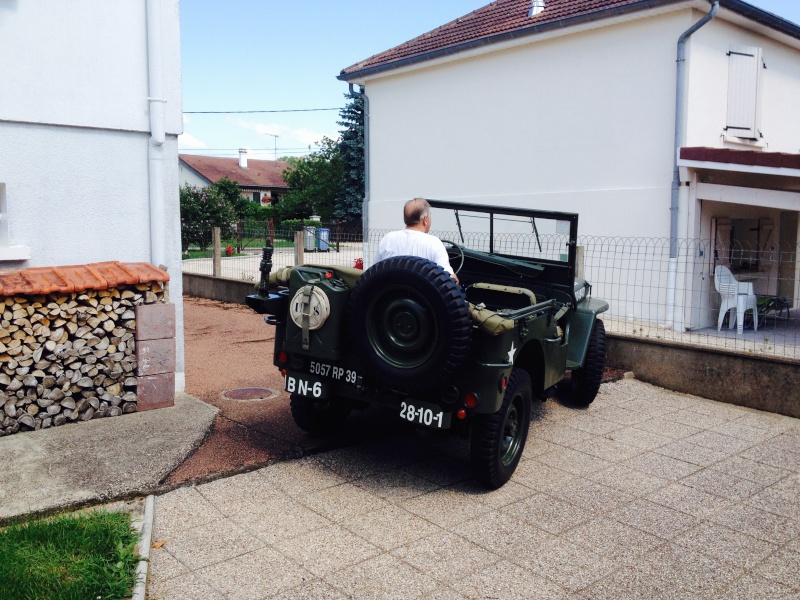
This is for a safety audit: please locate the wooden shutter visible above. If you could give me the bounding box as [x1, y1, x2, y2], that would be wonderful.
[725, 45, 763, 140]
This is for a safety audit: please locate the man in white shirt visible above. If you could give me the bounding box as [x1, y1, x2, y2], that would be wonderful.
[374, 198, 458, 283]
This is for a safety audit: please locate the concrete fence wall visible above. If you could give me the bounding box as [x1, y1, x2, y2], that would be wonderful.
[607, 337, 799, 419]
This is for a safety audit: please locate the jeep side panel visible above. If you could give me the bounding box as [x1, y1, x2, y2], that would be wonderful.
[566, 298, 609, 369]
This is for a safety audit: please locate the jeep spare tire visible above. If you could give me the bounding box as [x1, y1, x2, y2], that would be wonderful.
[348, 256, 471, 394]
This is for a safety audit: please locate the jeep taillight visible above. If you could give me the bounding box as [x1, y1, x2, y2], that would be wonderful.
[276, 351, 288, 365]
[464, 393, 479, 408]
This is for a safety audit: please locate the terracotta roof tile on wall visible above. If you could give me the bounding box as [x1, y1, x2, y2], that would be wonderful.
[180, 154, 290, 189]
[680, 147, 800, 170]
[341, 0, 663, 77]
[0, 262, 170, 297]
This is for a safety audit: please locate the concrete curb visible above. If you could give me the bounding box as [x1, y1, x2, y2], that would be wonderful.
[132, 495, 155, 600]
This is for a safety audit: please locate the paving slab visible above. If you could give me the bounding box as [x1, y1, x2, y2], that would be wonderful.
[147, 378, 800, 599]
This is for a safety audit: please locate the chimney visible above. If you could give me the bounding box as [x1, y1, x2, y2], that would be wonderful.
[529, 0, 545, 17]
[238, 148, 248, 169]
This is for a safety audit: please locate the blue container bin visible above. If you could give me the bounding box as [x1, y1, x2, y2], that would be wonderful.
[317, 228, 330, 252]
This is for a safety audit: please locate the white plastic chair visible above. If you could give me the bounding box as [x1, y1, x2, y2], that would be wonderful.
[714, 265, 758, 334]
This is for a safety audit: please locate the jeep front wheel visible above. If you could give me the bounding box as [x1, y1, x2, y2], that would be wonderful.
[470, 368, 532, 489]
[565, 319, 606, 407]
[290, 394, 351, 435]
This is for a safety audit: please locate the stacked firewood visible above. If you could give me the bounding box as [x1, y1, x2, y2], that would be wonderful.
[0, 283, 165, 435]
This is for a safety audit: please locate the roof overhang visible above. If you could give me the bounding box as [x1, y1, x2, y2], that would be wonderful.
[679, 147, 800, 179]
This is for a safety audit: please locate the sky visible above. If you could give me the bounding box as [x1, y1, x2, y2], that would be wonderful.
[179, 0, 800, 161]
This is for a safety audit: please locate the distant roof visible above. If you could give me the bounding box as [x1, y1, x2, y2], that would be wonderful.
[339, 0, 800, 80]
[179, 154, 290, 189]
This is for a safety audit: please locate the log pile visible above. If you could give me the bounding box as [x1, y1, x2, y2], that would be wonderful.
[0, 282, 165, 436]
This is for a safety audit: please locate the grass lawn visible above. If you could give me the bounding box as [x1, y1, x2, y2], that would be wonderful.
[0, 510, 140, 600]
[183, 238, 294, 260]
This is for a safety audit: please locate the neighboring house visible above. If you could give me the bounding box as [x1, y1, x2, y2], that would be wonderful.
[179, 152, 290, 206]
[0, 1, 186, 389]
[339, 0, 800, 330]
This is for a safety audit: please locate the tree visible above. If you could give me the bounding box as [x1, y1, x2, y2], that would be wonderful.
[279, 137, 344, 221]
[336, 90, 365, 222]
[179, 183, 236, 251]
[213, 177, 251, 219]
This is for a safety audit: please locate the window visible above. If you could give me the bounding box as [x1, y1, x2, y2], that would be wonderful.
[253, 191, 261, 203]
[725, 45, 764, 140]
[0, 183, 31, 261]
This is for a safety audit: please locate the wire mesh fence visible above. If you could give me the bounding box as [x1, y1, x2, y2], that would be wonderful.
[182, 224, 798, 360]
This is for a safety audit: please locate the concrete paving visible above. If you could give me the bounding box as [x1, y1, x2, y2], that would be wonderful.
[146, 378, 800, 599]
[0, 393, 217, 522]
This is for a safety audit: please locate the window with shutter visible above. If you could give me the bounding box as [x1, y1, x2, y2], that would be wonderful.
[725, 45, 764, 140]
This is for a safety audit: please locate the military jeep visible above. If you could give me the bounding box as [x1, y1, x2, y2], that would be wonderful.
[247, 200, 609, 488]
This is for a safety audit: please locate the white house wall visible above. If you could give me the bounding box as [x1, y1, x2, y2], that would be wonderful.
[364, 10, 697, 239]
[0, 0, 185, 389]
[685, 13, 800, 153]
[179, 164, 212, 188]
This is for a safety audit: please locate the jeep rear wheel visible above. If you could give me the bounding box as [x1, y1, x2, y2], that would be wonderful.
[348, 256, 471, 394]
[290, 394, 351, 435]
[470, 368, 532, 489]
[565, 319, 606, 406]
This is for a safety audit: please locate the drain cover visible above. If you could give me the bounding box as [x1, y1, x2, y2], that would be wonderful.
[221, 387, 280, 401]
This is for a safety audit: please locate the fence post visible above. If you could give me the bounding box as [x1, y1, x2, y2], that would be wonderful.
[294, 230, 304, 266]
[576, 245, 585, 280]
[212, 227, 221, 277]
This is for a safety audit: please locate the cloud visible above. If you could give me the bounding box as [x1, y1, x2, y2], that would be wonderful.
[229, 117, 334, 154]
[178, 133, 207, 148]
[294, 128, 329, 145]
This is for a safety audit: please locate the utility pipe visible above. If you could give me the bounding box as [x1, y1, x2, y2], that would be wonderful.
[348, 83, 370, 265]
[146, 0, 166, 268]
[666, 0, 718, 328]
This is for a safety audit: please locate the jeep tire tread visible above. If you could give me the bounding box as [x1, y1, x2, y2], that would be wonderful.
[470, 367, 532, 489]
[289, 394, 351, 435]
[567, 318, 606, 406]
[348, 256, 471, 394]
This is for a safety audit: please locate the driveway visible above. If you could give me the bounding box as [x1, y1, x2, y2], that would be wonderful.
[147, 377, 800, 599]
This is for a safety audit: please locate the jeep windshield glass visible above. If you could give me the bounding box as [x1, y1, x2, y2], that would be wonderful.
[428, 202, 574, 264]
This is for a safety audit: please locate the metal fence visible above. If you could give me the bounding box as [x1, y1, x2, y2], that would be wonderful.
[182, 225, 799, 360]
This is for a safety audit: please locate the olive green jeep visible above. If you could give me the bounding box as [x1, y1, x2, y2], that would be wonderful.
[247, 200, 609, 488]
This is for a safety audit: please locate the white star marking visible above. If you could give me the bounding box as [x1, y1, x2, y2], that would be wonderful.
[507, 342, 517, 363]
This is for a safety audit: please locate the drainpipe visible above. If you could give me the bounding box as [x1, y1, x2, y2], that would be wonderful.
[348, 83, 370, 265]
[666, 0, 718, 328]
[146, 0, 166, 268]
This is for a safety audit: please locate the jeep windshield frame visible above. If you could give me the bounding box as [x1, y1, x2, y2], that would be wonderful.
[426, 199, 579, 295]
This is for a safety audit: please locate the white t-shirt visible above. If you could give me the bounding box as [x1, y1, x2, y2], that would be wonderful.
[374, 229, 454, 275]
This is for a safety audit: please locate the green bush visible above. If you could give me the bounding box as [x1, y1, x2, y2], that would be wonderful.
[280, 219, 322, 232]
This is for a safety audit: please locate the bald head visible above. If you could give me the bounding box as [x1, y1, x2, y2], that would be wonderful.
[403, 198, 430, 229]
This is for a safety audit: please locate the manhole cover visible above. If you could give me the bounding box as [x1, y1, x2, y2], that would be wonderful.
[221, 387, 280, 401]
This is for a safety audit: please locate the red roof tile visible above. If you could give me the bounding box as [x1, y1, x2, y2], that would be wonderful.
[340, 0, 800, 79]
[0, 262, 170, 297]
[680, 147, 800, 170]
[180, 154, 289, 189]
[341, 0, 662, 77]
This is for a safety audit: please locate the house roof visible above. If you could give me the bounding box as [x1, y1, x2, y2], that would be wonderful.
[680, 147, 800, 171]
[179, 154, 290, 190]
[339, 0, 800, 80]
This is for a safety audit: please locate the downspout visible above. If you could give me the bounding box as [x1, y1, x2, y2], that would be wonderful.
[666, 0, 718, 328]
[348, 83, 370, 265]
[146, 0, 166, 268]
